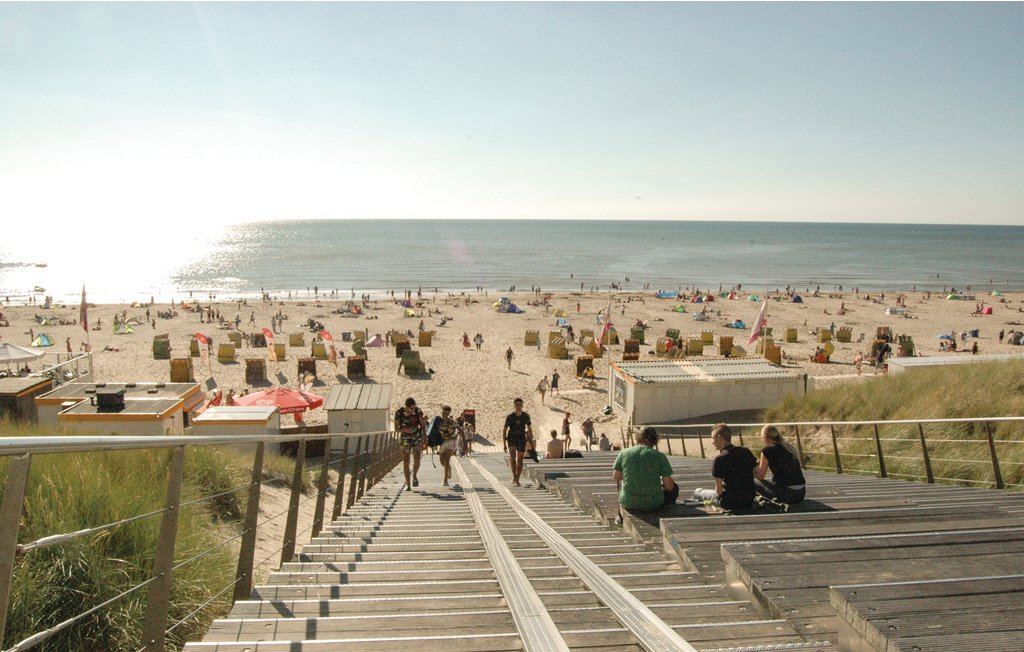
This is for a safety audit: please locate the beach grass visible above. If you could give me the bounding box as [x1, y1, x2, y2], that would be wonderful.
[0, 423, 315, 650]
[764, 360, 1024, 489]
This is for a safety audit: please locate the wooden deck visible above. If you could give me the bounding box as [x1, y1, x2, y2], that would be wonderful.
[527, 453, 1024, 649]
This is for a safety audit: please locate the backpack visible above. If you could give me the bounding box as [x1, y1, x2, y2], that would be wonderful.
[426, 416, 443, 448]
[565, 449, 584, 459]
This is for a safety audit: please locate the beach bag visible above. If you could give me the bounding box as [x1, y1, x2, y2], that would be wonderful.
[565, 449, 584, 459]
[426, 416, 443, 448]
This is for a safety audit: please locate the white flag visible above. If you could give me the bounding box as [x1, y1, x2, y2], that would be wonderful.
[748, 300, 768, 345]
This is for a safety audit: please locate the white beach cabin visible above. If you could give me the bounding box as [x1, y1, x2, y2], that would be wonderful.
[324, 383, 392, 453]
[609, 358, 810, 425]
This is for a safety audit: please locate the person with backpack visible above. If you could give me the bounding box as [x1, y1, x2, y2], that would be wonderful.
[434, 405, 460, 486]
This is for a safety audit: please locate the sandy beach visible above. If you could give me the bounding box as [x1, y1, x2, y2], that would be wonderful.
[3, 288, 1023, 446]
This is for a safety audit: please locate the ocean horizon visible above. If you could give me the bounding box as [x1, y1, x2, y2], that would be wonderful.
[2, 220, 1022, 305]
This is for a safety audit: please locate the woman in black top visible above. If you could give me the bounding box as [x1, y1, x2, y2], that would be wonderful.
[754, 425, 806, 504]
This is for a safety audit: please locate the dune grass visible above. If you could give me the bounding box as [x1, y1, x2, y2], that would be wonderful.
[764, 360, 1024, 488]
[0, 423, 316, 650]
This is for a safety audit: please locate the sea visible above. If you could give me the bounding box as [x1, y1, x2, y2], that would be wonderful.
[1, 220, 1021, 305]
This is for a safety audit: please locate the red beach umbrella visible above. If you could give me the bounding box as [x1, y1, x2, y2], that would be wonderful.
[233, 387, 324, 415]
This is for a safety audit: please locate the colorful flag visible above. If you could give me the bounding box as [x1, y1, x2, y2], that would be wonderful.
[321, 331, 338, 367]
[748, 300, 768, 346]
[80, 285, 88, 333]
[263, 328, 276, 361]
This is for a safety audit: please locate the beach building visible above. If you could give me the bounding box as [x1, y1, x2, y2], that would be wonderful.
[886, 352, 1024, 375]
[35, 381, 205, 430]
[0, 377, 54, 423]
[58, 395, 189, 436]
[608, 359, 810, 425]
[192, 406, 281, 453]
[324, 383, 392, 453]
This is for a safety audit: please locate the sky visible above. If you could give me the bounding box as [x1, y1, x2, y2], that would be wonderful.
[1, 1, 1022, 231]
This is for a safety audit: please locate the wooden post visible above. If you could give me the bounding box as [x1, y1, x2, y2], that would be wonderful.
[665, 434, 672, 455]
[680, 432, 688, 457]
[233, 442, 264, 603]
[793, 425, 805, 469]
[985, 421, 1005, 489]
[697, 431, 706, 459]
[331, 437, 350, 522]
[280, 438, 306, 566]
[737, 427, 744, 448]
[0, 454, 31, 646]
[830, 425, 843, 474]
[346, 435, 364, 512]
[311, 445, 332, 539]
[357, 434, 373, 501]
[141, 446, 186, 652]
[917, 423, 934, 484]
[873, 424, 887, 478]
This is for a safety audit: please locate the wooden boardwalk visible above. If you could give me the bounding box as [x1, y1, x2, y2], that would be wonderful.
[526, 453, 1024, 650]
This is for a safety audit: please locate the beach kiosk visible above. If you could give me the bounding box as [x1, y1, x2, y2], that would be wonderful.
[608, 358, 809, 425]
[35, 381, 205, 430]
[57, 394, 189, 436]
[324, 383, 392, 454]
[0, 377, 54, 423]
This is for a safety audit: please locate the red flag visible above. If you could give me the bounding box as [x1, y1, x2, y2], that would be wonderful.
[80, 285, 88, 333]
[263, 328, 276, 361]
[195, 332, 210, 370]
[748, 300, 769, 346]
[321, 331, 338, 367]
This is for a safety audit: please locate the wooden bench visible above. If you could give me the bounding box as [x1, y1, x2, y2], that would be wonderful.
[830, 574, 1024, 651]
[718, 524, 1024, 643]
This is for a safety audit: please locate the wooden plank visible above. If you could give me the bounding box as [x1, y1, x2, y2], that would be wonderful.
[831, 576, 1024, 652]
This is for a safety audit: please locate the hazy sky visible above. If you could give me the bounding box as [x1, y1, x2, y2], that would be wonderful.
[1, 2, 1022, 229]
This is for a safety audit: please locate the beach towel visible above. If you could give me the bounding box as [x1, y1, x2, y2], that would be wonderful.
[655, 291, 678, 299]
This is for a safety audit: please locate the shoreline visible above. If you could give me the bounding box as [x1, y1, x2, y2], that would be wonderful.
[7, 278, 1024, 310]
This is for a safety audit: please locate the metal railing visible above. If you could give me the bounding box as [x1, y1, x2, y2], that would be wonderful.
[628, 417, 1024, 491]
[0, 430, 401, 652]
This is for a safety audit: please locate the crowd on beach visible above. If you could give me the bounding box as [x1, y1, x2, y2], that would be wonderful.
[3, 281, 1023, 444]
